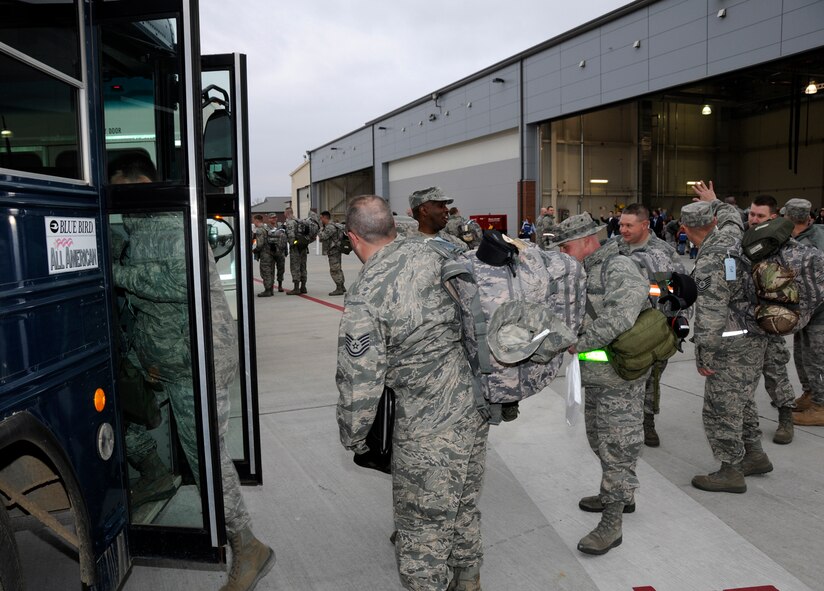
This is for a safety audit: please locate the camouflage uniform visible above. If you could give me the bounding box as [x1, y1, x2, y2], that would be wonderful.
[269, 224, 288, 288]
[114, 212, 250, 534]
[394, 215, 419, 237]
[254, 223, 275, 292]
[285, 211, 320, 289]
[336, 236, 488, 591]
[319, 220, 346, 292]
[576, 239, 650, 506]
[535, 214, 558, 250]
[792, 221, 824, 406]
[689, 201, 765, 466]
[616, 232, 685, 417]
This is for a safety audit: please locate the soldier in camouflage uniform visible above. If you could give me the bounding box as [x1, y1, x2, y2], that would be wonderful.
[615, 203, 686, 447]
[409, 187, 469, 250]
[745, 195, 797, 443]
[110, 154, 275, 591]
[784, 198, 824, 427]
[336, 195, 488, 591]
[319, 210, 346, 296]
[554, 213, 649, 556]
[252, 214, 275, 297]
[284, 207, 321, 295]
[680, 185, 771, 495]
[444, 207, 483, 249]
[268, 214, 287, 292]
[535, 206, 559, 250]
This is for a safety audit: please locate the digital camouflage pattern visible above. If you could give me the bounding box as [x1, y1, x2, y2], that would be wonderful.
[690, 201, 764, 465]
[616, 233, 686, 415]
[285, 211, 321, 286]
[254, 223, 275, 291]
[393, 215, 419, 237]
[535, 213, 558, 249]
[320, 220, 346, 289]
[454, 245, 586, 404]
[336, 236, 487, 591]
[444, 214, 482, 249]
[114, 212, 249, 534]
[792, 224, 824, 404]
[763, 336, 795, 409]
[270, 225, 288, 286]
[575, 239, 649, 505]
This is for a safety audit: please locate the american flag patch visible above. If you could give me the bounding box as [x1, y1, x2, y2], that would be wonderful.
[345, 334, 371, 358]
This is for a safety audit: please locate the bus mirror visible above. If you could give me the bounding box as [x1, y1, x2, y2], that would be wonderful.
[203, 108, 233, 188]
[207, 216, 235, 261]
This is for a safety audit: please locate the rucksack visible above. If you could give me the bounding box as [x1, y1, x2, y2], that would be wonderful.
[294, 218, 319, 248]
[740, 218, 824, 335]
[429, 234, 587, 406]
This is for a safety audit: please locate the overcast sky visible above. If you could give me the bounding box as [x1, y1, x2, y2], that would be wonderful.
[199, 0, 629, 201]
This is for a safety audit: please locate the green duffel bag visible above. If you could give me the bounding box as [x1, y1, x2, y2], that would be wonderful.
[607, 308, 678, 381]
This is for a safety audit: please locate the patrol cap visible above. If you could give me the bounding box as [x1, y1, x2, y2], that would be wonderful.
[409, 187, 453, 209]
[487, 301, 577, 364]
[680, 201, 714, 227]
[552, 212, 601, 245]
[780, 198, 812, 222]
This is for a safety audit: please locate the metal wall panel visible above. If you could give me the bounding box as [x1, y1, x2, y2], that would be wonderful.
[707, 0, 782, 75]
[781, 0, 824, 56]
[648, 0, 707, 88]
[311, 126, 373, 183]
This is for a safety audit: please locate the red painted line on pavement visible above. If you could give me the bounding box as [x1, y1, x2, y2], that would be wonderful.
[633, 587, 657, 591]
[298, 293, 344, 312]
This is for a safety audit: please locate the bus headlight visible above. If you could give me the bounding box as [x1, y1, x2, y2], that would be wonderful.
[97, 423, 115, 461]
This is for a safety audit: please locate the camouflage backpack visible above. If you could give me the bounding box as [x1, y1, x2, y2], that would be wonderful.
[294, 217, 320, 248]
[741, 218, 824, 335]
[429, 231, 586, 408]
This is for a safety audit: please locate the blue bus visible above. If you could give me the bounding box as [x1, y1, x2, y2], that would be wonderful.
[0, 2, 262, 589]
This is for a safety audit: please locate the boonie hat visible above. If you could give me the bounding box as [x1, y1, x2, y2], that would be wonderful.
[487, 301, 577, 364]
[409, 187, 453, 209]
[680, 201, 714, 227]
[780, 198, 812, 222]
[552, 212, 601, 245]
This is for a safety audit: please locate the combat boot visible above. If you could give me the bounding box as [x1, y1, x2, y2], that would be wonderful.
[773, 407, 794, 444]
[792, 402, 824, 426]
[277, 282, 284, 293]
[328, 284, 346, 296]
[691, 462, 746, 493]
[643, 412, 660, 447]
[741, 441, 773, 476]
[257, 289, 273, 298]
[577, 502, 623, 555]
[286, 283, 301, 295]
[220, 526, 275, 591]
[793, 391, 813, 412]
[578, 495, 635, 514]
[130, 452, 177, 507]
[299, 281, 307, 294]
[446, 564, 481, 591]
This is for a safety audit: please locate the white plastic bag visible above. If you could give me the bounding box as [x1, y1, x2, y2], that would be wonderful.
[566, 355, 582, 426]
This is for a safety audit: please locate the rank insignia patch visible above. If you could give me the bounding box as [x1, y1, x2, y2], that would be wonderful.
[696, 276, 712, 293]
[345, 333, 371, 358]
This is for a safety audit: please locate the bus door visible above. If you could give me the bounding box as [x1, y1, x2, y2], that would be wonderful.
[96, 1, 228, 562]
[200, 53, 263, 485]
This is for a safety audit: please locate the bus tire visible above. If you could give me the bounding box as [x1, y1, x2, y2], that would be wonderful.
[0, 502, 23, 591]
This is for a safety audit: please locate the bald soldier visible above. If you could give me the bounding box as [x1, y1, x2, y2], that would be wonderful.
[336, 195, 489, 590]
[555, 213, 649, 556]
